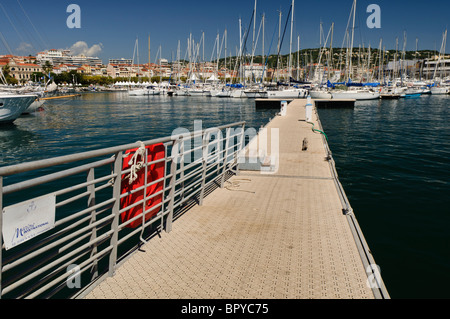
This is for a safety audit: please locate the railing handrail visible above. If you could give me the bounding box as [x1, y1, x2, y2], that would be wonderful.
[0, 121, 246, 177]
[0, 120, 246, 299]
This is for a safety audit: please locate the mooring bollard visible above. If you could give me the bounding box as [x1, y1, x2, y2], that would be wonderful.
[280, 100, 287, 116]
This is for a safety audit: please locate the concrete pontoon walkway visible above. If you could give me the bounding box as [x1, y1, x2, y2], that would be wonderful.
[84, 99, 386, 299]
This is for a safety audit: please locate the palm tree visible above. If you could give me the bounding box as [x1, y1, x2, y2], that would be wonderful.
[42, 61, 53, 75]
[1, 64, 18, 85]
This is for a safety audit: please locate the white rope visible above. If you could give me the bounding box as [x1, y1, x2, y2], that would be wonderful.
[224, 178, 255, 194]
[124, 141, 146, 184]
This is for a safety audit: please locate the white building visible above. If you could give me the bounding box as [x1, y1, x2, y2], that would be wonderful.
[243, 63, 266, 80]
[36, 49, 102, 67]
[109, 58, 133, 65]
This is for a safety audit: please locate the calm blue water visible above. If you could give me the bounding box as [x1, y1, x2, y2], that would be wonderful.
[1, 92, 449, 298]
[0, 92, 276, 165]
[318, 94, 450, 299]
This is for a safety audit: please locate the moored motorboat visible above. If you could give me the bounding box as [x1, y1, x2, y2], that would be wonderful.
[128, 86, 160, 96]
[379, 87, 401, 99]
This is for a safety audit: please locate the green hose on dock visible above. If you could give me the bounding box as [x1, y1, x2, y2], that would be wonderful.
[307, 121, 328, 141]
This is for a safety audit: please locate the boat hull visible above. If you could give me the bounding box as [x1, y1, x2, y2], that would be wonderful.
[230, 89, 246, 98]
[331, 91, 380, 100]
[380, 94, 401, 99]
[24, 99, 46, 113]
[309, 90, 332, 99]
[265, 89, 308, 99]
[0, 95, 37, 123]
[431, 87, 449, 95]
[128, 89, 160, 96]
[244, 91, 266, 98]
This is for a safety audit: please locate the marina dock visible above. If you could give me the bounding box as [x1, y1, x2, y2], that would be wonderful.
[255, 98, 356, 110]
[81, 99, 389, 299]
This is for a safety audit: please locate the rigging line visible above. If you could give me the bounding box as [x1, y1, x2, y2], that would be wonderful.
[340, 0, 354, 50]
[270, 4, 292, 83]
[0, 3, 26, 44]
[6, 1, 40, 52]
[261, 21, 277, 83]
[0, 31, 14, 55]
[16, 0, 50, 49]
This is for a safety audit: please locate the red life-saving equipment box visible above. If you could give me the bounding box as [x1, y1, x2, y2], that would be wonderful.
[120, 143, 165, 228]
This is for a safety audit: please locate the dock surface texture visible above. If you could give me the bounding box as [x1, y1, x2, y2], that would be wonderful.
[84, 99, 383, 299]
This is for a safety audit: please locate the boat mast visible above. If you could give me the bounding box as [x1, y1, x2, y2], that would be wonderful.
[349, 0, 357, 81]
[148, 33, 151, 82]
[239, 18, 242, 83]
[188, 33, 192, 84]
[378, 38, 382, 83]
[297, 35, 300, 81]
[224, 28, 227, 85]
[252, 0, 257, 59]
[329, 23, 334, 81]
[276, 9, 282, 83]
[262, 13, 265, 84]
[289, 0, 294, 83]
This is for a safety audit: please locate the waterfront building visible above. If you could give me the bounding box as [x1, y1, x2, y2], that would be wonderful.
[0, 55, 43, 84]
[422, 58, 450, 79]
[37, 49, 102, 67]
[109, 58, 133, 65]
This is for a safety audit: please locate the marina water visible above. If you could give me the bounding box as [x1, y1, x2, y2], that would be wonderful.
[1, 92, 449, 298]
[318, 95, 449, 299]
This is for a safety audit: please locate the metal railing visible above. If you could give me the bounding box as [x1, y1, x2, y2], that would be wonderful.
[0, 121, 246, 299]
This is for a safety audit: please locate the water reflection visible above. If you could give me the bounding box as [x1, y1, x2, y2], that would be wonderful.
[1, 92, 277, 167]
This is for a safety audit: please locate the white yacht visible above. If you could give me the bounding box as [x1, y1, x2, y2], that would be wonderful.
[309, 89, 332, 99]
[24, 98, 45, 113]
[128, 86, 160, 96]
[243, 86, 267, 98]
[331, 88, 380, 100]
[266, 87, 309, 99]
[380, 87, 401, 99]
[0, 94, 38, 123]
[431, 86, 450, 95]
[230, 89, 246, 98]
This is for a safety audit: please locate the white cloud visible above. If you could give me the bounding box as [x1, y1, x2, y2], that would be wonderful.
[69, 41, 103, 57]
[16, 42, 33, 54]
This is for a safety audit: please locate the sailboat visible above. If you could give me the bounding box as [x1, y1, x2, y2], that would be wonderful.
[328, 0, 380, 100]
[431, 29, 449, 95]
[431, 86, 450, 95]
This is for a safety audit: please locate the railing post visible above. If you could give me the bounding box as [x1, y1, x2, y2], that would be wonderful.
[179, 136, 185, 205]
[87, 168, 98, 280]
[199, 131, 210, 206]
[165, 138, 179, 233]
[236, 123, 246, 175]
[140, 147, 149, 242]
[220, 128, 231, 188]
[161, 144, 169, 232]
[109, 151, 122, 277]
[0, 176, 3, 299]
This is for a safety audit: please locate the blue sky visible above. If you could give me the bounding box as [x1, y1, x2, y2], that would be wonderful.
[0, 0, 448, 64]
